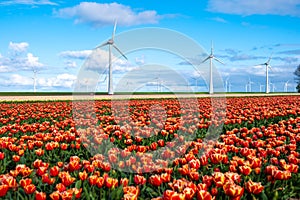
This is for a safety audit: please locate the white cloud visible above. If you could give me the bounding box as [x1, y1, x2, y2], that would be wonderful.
[9, 42, 29, 53]
[59, 50, 92, 59]
[0, 65, 11, 73]
[210, 17, 228, 23]
[64, 60, 77, 68]
[0, 0, 57, 6]
[7, 74, 33, 86]
[2, 42, 45, 70]
[55, 2, 164, 27]
[6, 73, 77, 89]
[207, 0, 300, 17]
[135, 55, 145, 65]
[24, 53, 44, 69]
[83, 48, 134, 73]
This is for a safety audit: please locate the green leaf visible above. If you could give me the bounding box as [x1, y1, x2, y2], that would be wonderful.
[260, 191, 268, 200]
[75, 180, 82, 189]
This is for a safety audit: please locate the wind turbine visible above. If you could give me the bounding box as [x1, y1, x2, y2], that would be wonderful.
[258, 54, 272, 93]
[95, 20, 127, 95]
[201, 41, 224, 94]
[192, 77, 201, 92]
[270, 81, 276, 92]
[32, 69, 38, 93]
[246, 78, 254, 92]
[284, 80, 290, 92]
[224, 76, 230, 93]
[258, 82, 264, 93]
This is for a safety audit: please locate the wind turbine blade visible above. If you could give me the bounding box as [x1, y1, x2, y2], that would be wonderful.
[112, 20, 117, 41]
[214, 57, 225, 65]
[211, 40, 214, 55]
[266, 53, 273, 64]
[95, 42, 109, 49]
[112, 44, 128, 60]
[201, 56, 210, 63]
[268, 64, 273, 72]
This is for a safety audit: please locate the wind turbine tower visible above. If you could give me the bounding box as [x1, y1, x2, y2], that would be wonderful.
[284, 80, 290, 92]
[201, 41, 224, 94]
[32, 69, 37, 93]
[95, 20, 127, 95]
[258, 54, 272, 93]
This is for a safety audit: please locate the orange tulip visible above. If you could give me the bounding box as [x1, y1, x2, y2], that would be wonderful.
[78, 171, 88, 181]
[223, 182, 244, 198]
[35, 191, 47, 200]
[134, 175, 146, 185]
[149, 174, 162, 187]
[183, 187, 196, 200]
[35, 148, 44, 156]
[245, 180, 264, 195]
[105, 177, 118, 188]
[96, 177, 105, 188]
[12, 155, 20, 162]
[23, 184, 36, 194]
[163, 190, 185, 200]
[161, 173, 171, 183]
[50, 166, 60, 177]
[88, 175, 98, 186]
[196, 190, 213, 200]
[213, 172, 226, 188]
[20, 178, 32, 187]
[238, 166, 252, 176]
[189, 159, 200, 170]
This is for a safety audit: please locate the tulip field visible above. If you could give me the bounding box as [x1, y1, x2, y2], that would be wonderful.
[1, 95, 300, 200]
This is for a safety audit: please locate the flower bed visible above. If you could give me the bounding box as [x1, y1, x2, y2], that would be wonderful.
[0, 96, 300, 199]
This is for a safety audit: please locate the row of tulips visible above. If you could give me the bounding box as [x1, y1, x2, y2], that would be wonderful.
[0, 96, 300, 199]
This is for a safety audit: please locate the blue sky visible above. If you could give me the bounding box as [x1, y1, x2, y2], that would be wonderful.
[1, 0, 300, 92]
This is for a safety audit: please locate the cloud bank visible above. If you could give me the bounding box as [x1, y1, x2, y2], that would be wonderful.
[55, 2, 168, 27]
[207, 0, 300, 17]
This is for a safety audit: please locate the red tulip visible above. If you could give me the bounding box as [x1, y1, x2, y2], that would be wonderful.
[12, 155, 20, 162]
[183, 187, 196, 200]
[88, 175, 98, 186]
[239, 166, 252, 176]
[20, 178, 32, 187]
[23, 184, 36, 194]
[96, 177, 104, 188]
[50, 166, 60, 177]
[213, 172, 226, 188]
[245, 180, 264, 195]
[35, 191, 47, 200]
[149, 174, 162, 187]
[134, 175, 146, 185]
[105, 177, 118, 188]
[0, 184, 9, 197]
[223, 182, 244, 199]
[197, 190, 213, 200]
[0, 152, 5, 160]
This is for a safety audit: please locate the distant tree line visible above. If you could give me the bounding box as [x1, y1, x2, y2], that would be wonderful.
[294, 64, 300, 92]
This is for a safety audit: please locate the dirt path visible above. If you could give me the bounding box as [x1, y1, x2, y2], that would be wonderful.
[0, 93, 299, 102]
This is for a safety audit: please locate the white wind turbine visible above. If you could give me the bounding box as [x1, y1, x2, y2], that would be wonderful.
[284, 80, 290, 92]
[192, 76, 201, 92]
[32, 69, 38, 93]
[246, 78, 255, 92]
[95, 20, 127, 95]
[258, 82, 264, 93]
[201, 41, 224, 94]
[258, 54, 272, 93]
[270, 81, 276, 92]
[224, 76, 230, 92]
